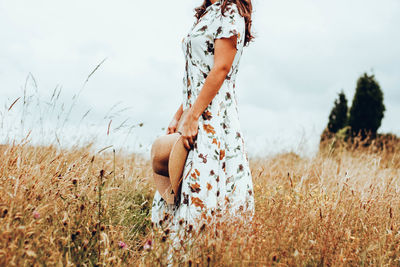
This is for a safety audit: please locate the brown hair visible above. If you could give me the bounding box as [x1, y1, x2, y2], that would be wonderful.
[194, 0, 254, 47]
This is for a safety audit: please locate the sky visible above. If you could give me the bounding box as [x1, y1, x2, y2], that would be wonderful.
[0, 0, 399, 158]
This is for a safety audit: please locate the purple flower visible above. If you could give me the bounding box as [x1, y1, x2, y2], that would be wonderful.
[118, 241, 127, 249]
[33, 211, 40, 219]
[144, 239, 153, 250]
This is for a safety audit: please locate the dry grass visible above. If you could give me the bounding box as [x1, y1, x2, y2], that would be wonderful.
[0, 140, 399, 266]
[2, 63, 399, 266]
[0, 143, 153, 266]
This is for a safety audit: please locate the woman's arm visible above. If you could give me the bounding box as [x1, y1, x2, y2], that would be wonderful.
[180, 35, 238, 149]
[189, 36, 237, 120]
[174, 103, 183, 120]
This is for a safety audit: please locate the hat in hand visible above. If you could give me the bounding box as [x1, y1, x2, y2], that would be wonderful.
[150, 109, 190, 204]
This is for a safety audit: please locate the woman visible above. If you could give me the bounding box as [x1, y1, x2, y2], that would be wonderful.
[151, 0, 255, 242]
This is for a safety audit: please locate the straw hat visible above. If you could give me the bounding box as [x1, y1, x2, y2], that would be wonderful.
[150, 109, 191, 204]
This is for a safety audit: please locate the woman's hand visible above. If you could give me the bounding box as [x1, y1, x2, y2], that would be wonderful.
[179, 109, 199, 150]
[166, 117, 179, 135]
[166, 104, 184, 134]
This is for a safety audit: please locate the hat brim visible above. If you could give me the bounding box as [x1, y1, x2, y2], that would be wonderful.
[168, 133, 189, 200]
[152, 172, 175, 204]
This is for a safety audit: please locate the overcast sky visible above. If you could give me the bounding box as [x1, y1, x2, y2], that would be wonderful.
[0, 0, 399, 158]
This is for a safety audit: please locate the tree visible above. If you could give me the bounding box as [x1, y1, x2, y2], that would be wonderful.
[327, 90, 348, 133]
[348, 73, 385, 138]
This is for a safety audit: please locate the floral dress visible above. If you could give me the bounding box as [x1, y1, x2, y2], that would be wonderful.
[151, 0, 255, 239]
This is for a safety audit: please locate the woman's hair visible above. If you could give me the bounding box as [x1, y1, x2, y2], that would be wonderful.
[195, 0, 254, 47]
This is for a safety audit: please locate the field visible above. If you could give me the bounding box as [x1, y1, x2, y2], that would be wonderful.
[0, 139, 399, 266]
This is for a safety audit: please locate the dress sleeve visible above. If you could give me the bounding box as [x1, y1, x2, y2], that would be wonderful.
[213, 3, 244, 47]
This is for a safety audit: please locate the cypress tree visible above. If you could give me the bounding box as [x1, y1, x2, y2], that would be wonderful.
[327, 90, 348, 133]
[348, 73, 385, 138]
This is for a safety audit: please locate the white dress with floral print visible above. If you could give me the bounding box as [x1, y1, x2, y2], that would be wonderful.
[151, 0, 255, 237]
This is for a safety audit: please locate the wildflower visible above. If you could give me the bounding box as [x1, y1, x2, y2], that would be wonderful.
[118, 241, 127, 249]
[33, 211, 40, 219]
[143, 239, 152, 250]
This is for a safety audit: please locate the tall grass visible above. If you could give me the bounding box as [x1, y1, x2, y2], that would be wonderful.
[0, 143, 153, 266]
[0, 69, 399, 265]
[0, 141, 399, 266]
[142, 146, 400, 266]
